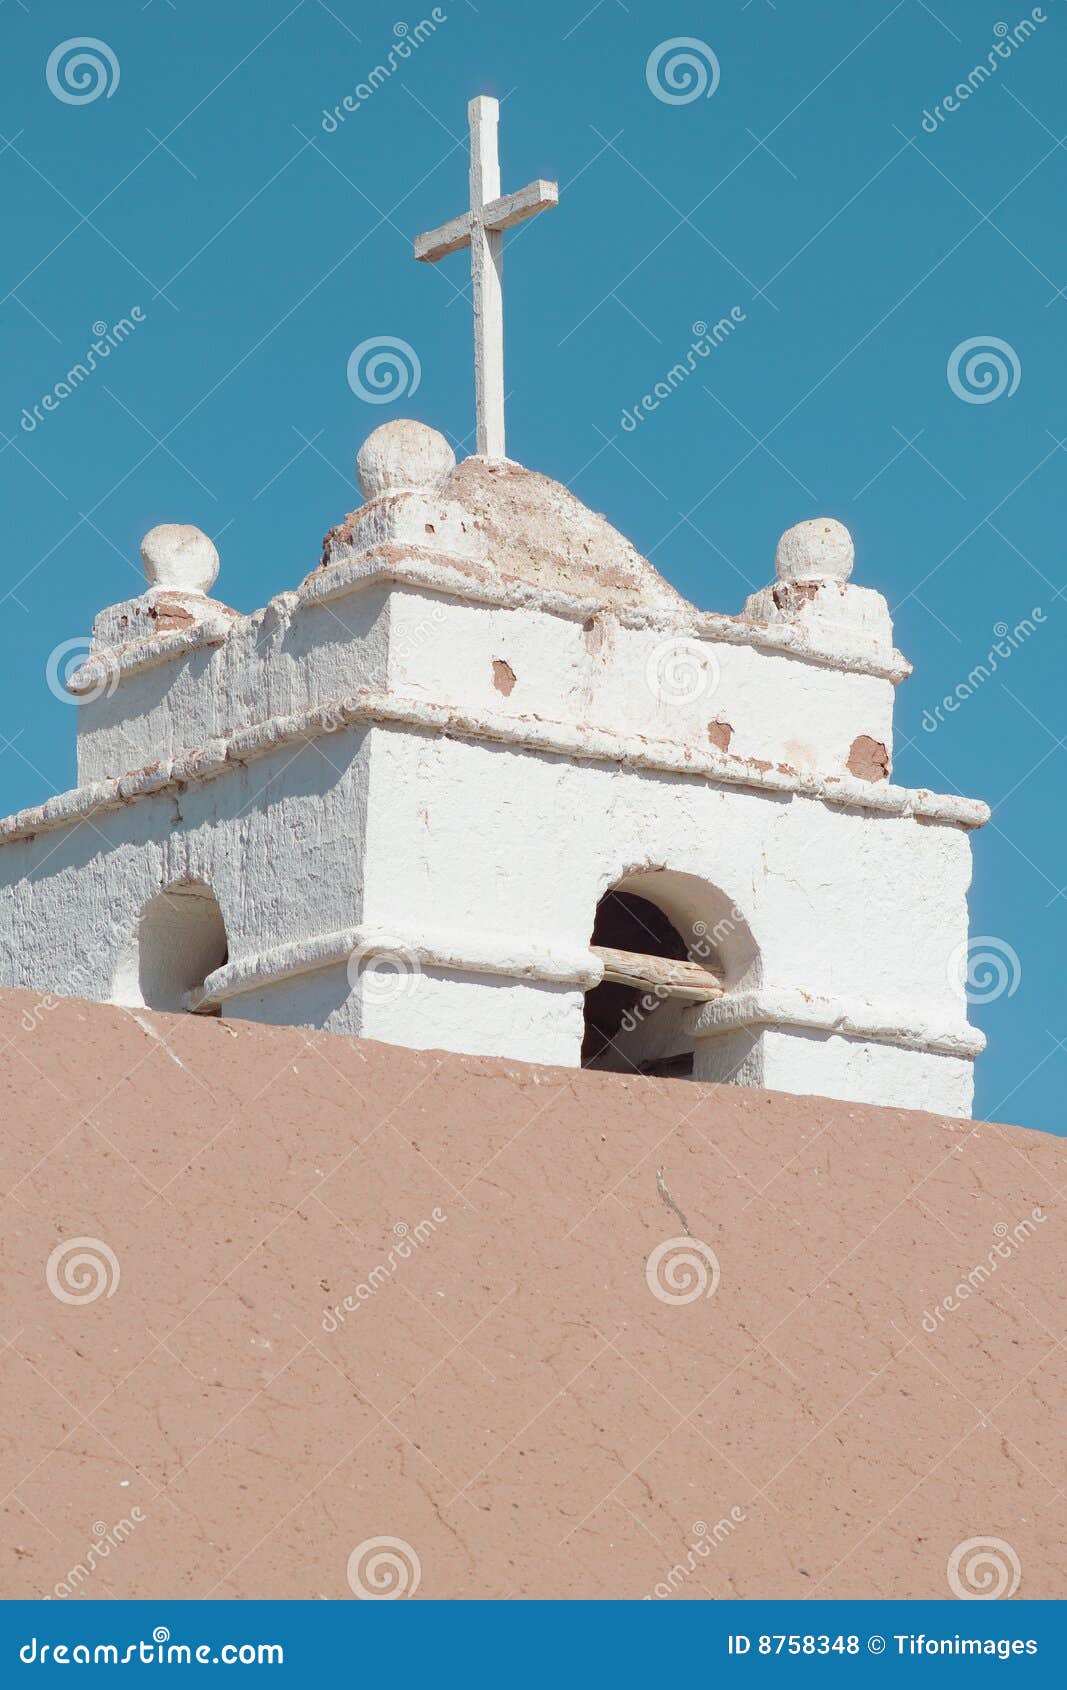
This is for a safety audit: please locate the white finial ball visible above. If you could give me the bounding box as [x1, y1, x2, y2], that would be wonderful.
[140, 524, 219, 596]
[357, 419, 456, 501]
[775, 517, 854, 583]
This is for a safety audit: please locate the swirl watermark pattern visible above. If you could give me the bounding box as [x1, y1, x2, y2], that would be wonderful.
[646, 1237, 721, 1305]
[644, 639, 720, 706]
[347, 335, 422, 404]
[947, 935, 1021, 1005]
[46, 38, 120, 106]
[45, 1237, 121, 1305]
[947, 1537, 1022, 1599]
[347, 1536, 421, 1599]
[947, 337, 1020, 404]
[347, 937, 422, 1002]
[46, 639, 120, 706]
[646, 38, 720, 105]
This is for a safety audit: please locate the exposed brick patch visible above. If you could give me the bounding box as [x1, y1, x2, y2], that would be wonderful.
[491, 659, 516, 697]
[148, 598, 197, 633]
[707, 719, 733, 752]
[847, 734, 890, 782]
[773, 580, 820, 610]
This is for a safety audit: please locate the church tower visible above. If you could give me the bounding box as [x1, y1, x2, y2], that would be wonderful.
[0, 97, 988, 1114]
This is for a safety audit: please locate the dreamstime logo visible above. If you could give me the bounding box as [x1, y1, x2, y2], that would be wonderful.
[20, 952, 99, 1033]
[947, 337, 1020, 404]
[920, 1208, 1046, 1333]
[646, 38, 720, 105]
[347, 1536, 421, 1599]
[920, 11, 1047, 133]
[619, 310, 745, 432]
[347, 937, 422, 1002]
[322, 1210, 447, 1331]
[645, 1512, 746, 1598]
[46, 638, 120, 706]
[947, 1536, 1021, 1599]
[46, 38, 120, 105]
[921, 609, 1045, 733]
[646, 1237, 720, 1305]
[645, 639, 720, 705]
[321, 10, 448, 131]
[619, 910, 734, 1039]
[347, 336, 422, 404]
[49, 1511, 146, 1599]
[45, 1237, 120, 1305]
[947, 935, 1021, 1005]
[20, 310, 146, 435]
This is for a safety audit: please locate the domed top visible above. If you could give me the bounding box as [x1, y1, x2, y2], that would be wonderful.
[140, 524, 219, 596]
[775, 517, 854, 583]
[441, 457, 689, 611]
[357, 419, 456, 501]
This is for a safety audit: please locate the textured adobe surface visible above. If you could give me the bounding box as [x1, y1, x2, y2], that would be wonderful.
[444, 455, 688, 608]
[0, 988, 1062, 1601]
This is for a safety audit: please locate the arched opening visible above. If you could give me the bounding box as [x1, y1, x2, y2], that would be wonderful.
[113, 881, 229, 1013]
[582, 868, 751, 1078]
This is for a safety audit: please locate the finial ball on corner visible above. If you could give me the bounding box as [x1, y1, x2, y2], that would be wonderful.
[774, 517, 854, 583]
[140, 524, 220, 596]
[357, 419, 456, 501]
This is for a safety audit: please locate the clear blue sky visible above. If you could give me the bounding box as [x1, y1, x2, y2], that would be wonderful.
[1, 0, 1063, 1133]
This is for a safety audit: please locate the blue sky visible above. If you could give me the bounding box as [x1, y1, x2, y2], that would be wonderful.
[0, 0, 1063, 1133]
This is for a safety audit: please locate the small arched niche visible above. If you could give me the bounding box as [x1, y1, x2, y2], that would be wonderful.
[113, 881, 229, 1013]
[582, 868, 756, 1078]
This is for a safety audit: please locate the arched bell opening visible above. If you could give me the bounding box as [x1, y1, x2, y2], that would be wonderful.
[112, 881, 229, 1014]
[581, 868, 753, 1078]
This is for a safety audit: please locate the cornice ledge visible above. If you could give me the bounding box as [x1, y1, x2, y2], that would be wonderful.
[686, 986, 985, 1059]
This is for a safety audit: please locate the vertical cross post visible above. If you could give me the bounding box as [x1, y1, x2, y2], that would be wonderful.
[415, 96, 558, 462]
[469, 98, 505, 460]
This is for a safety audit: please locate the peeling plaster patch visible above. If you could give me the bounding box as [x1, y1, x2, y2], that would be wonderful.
[847, 734, 890, 783]
[583, 613, 613, 657]
[492, 659, 516, 697]
[148, 599, 197, 633]
[707, 719, 733, 752]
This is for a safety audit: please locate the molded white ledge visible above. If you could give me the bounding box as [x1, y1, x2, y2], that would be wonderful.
[68, 615, 235, 695]
[685, 987, 985, 1059]
[67, 545, 912, 693]
[187, 935, 984, 1067]
[185, 924, 602, 1010]
[302, 551, 913, 681]
[0, 689, 990, 848]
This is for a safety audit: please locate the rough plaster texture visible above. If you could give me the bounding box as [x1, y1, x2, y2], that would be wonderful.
[0, 425, 989, 1115]
[0, 991, 1062, 1601]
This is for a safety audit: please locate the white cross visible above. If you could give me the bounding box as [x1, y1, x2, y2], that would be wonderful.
[414, 96, 558, 462]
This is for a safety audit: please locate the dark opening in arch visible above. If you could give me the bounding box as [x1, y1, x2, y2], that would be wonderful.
[581, 868, 749, 1079]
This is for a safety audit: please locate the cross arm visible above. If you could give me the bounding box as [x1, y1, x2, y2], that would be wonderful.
[482, 178, 558, 233]
[414, 211, 472, 264]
